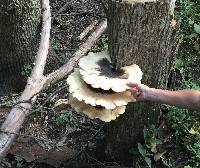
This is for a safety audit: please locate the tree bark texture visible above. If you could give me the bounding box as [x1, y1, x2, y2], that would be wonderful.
[106, 0, 177, 163]
[0, 0, 41, 95]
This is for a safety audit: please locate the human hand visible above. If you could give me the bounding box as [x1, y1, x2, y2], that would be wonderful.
[127, 83, 150, 101]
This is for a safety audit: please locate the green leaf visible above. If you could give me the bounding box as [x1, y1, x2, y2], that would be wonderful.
[189, 128, 197, 135]
[137, 143, 146, 157]
[151, 139, 162, 145]
[144, 157, 152, 168]
[189, 20, 194, 25]
[184, 166, 192, 168]
[175, 58, 185, 70]
[143, 125, 147, 139]
[194, 24, 200, 34]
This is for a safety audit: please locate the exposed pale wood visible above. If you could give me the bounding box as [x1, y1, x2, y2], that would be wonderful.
[0, 19, 107, 158]
[77, 20, 98, 40]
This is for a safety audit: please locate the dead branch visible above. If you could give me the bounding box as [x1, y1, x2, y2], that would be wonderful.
[45, 20, 107, 85]
[52, 0, 76, 20]
[0, 15, 107, 159]
[77, 20, 98, 40]
[0, 0, 51, 159]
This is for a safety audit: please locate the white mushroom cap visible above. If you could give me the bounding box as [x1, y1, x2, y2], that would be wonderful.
[79, 50, 143, 92]
[67, 68, 135, 109]
[79, 50, 111, 72]
[69, 96, 126, 122]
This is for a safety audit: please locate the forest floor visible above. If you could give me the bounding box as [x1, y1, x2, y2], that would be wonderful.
[0, 0, 198, 168]
[0, 0, 110, 168]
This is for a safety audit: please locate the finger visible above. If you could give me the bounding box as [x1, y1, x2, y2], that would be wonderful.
[131, 90, 141, 97]
[127, 82, 137, 87]
[135, 92, 141, 97]
[128, 87, 139, 94]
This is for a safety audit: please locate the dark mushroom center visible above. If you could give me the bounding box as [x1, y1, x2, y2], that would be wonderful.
[94, 105, 105, 110]
[86, 83, 115, 94]
[97, 58, 128, 79]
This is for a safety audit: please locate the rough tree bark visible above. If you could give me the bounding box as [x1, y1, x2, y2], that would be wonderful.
[0, 0, 41, 95]
[106, 0, 177, 163]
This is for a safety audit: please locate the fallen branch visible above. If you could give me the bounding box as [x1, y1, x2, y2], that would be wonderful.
[77, 19, 98, 40]
[45, 20, 107, 85]
[0, 0, 51, 158]
[0, 10, 107, 160]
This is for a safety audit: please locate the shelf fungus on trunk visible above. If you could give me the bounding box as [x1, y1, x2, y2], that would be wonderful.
[79, 50, 143, 92]
[66, 50, 143, 122]
[67, 68, 135, 109]
[69, 96, 126, 122]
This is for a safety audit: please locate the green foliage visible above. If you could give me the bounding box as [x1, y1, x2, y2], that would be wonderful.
[166, 106, 196, 141]
[130, 125, 162, 168]
[184, 166, 192, 168]
[92, 34, 108, 51]
[0, 94, 19, 107]
[137, 143, 152, 168]
[55, 111, 74, 127]
[175, 0, 200, 81]
[21, 63, 32, 77]
[166, 78, 200, 167]
[185, 126, 200, 167]
[98, 34, 108, 50]
[166, 105, 200, 167]
[15, 157, 25, 168]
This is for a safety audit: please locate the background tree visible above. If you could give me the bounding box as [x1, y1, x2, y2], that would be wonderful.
[106, 0, 178, 163]
[0, 0, 41, 95]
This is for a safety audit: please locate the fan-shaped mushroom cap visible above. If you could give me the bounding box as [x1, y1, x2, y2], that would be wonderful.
[79, 51, 143, 92]
[67, 68, 135, 109]
[69, 96, 126, 122]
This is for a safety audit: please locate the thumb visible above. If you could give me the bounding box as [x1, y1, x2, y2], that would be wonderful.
[127, 82, 138, 88]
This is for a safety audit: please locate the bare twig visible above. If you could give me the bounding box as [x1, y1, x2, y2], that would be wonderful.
[96, 0, 108, 14]
[67, 124, 106, 162]
[56, 10, 94, 17]
[0, 0, 51, 158]
[77, 20, 98, 40]
[38, 85, 67, 108]
[52, 0, 77, 20]
[45, 19, 107, 85]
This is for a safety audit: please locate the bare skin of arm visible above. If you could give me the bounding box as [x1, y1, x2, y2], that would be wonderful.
[127, 83, 200, 110]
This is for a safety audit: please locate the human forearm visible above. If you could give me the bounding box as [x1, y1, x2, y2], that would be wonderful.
[146, 88, 200, 110]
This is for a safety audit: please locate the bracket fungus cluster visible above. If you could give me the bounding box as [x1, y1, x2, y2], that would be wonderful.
[67, 50, 143, 122]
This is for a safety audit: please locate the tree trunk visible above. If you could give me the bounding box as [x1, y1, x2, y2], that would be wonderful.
[106, 0, 177, 163]
[0, 0, 41, 95]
